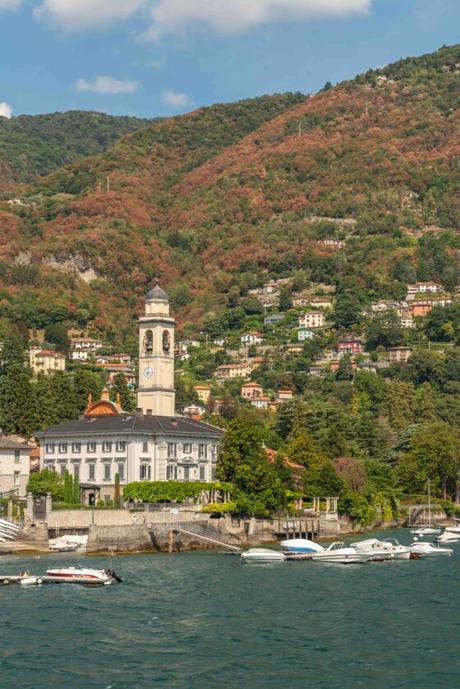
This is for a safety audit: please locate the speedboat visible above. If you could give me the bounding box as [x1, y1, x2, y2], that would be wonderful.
[0, 519, 19, 540]
[436, 531, 460, 544]
[280, 538, 325, 555]
[311, 542, 369, 564]
[380, 538, 411, 560]
[444, 525, 460, 534]
[45, 566, 119, 585]
[240, 548, 285, 564]
[410, 541, 453, 557]
[410, 526, 441, 537]
[352, 538, 401, 562]
[20, 575, 43, 586]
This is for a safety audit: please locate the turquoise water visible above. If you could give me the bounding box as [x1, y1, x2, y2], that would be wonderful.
[1, 529, 459, 689]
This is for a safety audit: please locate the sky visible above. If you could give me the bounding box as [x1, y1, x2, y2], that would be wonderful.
[0, 0, 459, 119]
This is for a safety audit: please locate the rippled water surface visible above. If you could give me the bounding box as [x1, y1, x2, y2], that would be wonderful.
[1, 529, 459, 689]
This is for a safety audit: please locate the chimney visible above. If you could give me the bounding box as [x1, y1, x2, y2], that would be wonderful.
[135, 408, 144, 419]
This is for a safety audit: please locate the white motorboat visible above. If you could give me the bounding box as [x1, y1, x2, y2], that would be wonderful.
[444, 525, 460, 534]
[410, 525, 441, 537]
[280, 538, 325, 555]
[0, 519, 20, 541]
[436, 531, 460, 544]
[240, 548, 285, 564]
[410, 541, 453, 557]
[352, 538, 402, 562]
[45, 566, 121, 585]
[311, 542, 369, 564]
[380, 538, 411, 560]
[20, 575, 43, 586]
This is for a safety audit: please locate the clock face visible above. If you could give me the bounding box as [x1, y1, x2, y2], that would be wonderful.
[144, 366, 154, 380]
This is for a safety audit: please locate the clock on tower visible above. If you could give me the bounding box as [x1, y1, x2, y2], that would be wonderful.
[137, 283, 175, 416]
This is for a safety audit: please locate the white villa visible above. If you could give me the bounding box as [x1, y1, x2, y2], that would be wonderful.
[36, 285, 224, 505]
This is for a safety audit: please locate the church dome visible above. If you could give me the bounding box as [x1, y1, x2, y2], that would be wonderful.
[146, 283, 169, 302]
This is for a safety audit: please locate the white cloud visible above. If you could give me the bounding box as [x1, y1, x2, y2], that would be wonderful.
[75, 76, 140, 95]
[0, 102, 13, 118]
[0, 0, 20, 9]
[146, 0, 372, 39]
[35, 0, 148, 30]
[162, 89, 193, 108]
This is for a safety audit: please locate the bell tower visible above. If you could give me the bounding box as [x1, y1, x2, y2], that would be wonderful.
[137, 283, 175, 416]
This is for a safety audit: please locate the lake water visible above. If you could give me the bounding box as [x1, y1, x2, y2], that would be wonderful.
[1, 529, 459, 689]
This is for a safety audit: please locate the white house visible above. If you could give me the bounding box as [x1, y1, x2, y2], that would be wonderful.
[241, 331, 263, 346]
[407, 281, 443, 295]
[36, 286, 224, 505]
[69, 337, 103, 361]
[250, 396, 270, 410]
[0, 435, 34, 498]
[298, 312, 325, 329]
[298, 328, 315, 342]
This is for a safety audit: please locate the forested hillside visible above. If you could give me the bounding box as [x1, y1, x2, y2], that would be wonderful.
[0, 111, 149, 188]
[0, 46, 458, 344]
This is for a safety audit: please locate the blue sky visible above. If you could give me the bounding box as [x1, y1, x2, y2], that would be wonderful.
[0, 0, 459, 119]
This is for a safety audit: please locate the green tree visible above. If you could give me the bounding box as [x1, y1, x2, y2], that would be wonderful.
[111, 372, 135, 412]
[365, 311, 404, 350]
[278, 287, 293, 312]
[217, 418, 286, 516]
[27, 469, 64, 501]
[0, 363, 37, 437]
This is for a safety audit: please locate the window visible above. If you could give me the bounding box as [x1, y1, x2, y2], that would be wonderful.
[74, 464, 80, 480]
[104, 463, 111, 482]
[116, 441, 126, 453]
[199, 465, 206, 481]
[72, 442, 81, 453]
[117, 463, 125, 480]
[198, 444, 207, 459]
[58, 443, 68, 454]
[143, 330, 153, 354]
[183, 443, 192, 454]
[140, 464, 151, 480]
[167, 465, 177, 480]
[14, 471, 20, 486]
[162, 329, 171, 353]
[142, 441, 149, 453]
[168, 443, 177, 458]
[104, 495, 111, 505]
[102, 441, 112, 453]
[14, 450, 20, 463]
[211, 467, 217, 481]
[87, 442, 96, 454]
[88, 464, 95, 481]
[45, 443, 55, 454]
[60, 464, 67, 477]
[183, 466, 190, 482]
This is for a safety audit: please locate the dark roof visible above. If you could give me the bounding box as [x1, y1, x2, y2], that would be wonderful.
[146, 284, 168, 302]
[35, 414, 224, 439]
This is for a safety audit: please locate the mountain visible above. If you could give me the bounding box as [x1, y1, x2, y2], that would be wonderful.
[0, 45, 459, 346]
[0, 111, 150, 188]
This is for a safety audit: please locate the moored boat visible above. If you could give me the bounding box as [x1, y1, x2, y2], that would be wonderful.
[436, 531, 460, 544]
[410, 541, 453, 557]
[241, 548, 285, 564]
[312, 542, 369, 564]
[280, 538, 325, 555]
[45, 566, 119, 585]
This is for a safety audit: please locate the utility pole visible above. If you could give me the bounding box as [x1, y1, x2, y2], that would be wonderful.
[298, 121, 302, 138]
[106, 176, 110, 193]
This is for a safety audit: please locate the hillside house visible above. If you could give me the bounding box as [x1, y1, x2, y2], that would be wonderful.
[388, 347, 412, 364]
[407, 281, 443, 295]
[309, 297, 333, 310]
[29, 348, 66, 376]
[396, 307, 414, 329]
[409, 301, 434, 318]
[250, 396, 270, 410]
[215, 363, 252, 381]
[193, 385, 211, 404]
[94, 362, 135, 387]
[70, 337, 103, 361]
[277, 389, 294, 402]
[241, 331, 263, 346]
[286, 343, 304, 354]
[337, 338, 363, 355]
[183, 404, 206, 418]
[264, 314, 284, 326]
[0, 435, 35, 497]
[299, 312, 326, 329]
[298, 328, 315, 341]
[240, 382, 263, 400]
